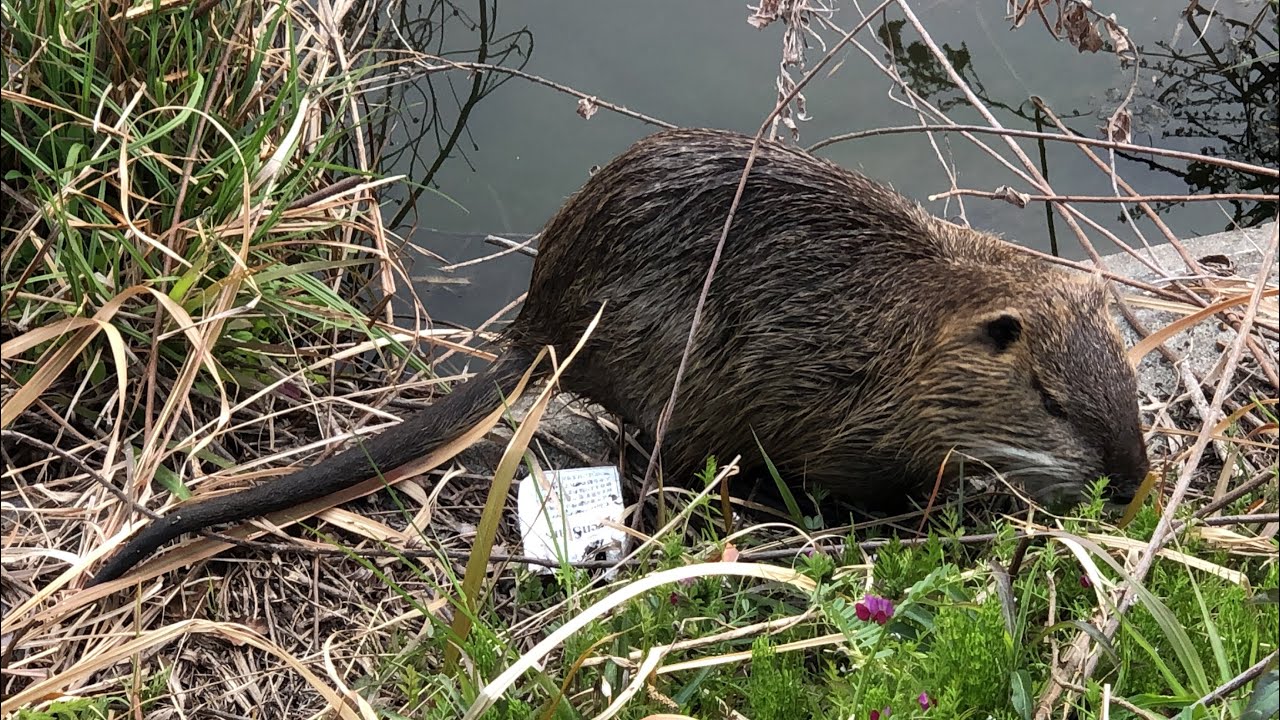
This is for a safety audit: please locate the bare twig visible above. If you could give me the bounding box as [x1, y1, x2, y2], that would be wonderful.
[405, 57, 676, 131]
[1195, 650, 1280, 709]
[1, 430, 268, 554]
[1032, 101, 1280, 389]
[483, 233, 539, 259]
[1075, 224, 1279, 688]
[809, 123, 1279, 179]
[931, 189, 1275, 205]
[96, 525, 1024, 572]
[1196, 513, 1279, 527]
[1192, 466, 1278, 520]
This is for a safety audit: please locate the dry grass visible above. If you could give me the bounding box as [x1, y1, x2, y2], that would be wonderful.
[2, 0, 1277, 717]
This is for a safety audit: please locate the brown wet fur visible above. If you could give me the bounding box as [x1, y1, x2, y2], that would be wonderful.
[90, 128, 1149, 586]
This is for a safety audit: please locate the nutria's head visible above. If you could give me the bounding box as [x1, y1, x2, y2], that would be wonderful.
[899, 269, 1149, 509]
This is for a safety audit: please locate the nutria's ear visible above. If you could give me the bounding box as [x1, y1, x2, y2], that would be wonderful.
[978, 311, 1022, 353]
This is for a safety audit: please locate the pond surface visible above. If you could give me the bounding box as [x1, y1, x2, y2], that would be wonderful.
[383, 1, 1277, 332]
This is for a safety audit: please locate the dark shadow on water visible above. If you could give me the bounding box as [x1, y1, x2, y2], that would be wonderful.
[364, 1, 534, 231]
[876, 4, 1277, 239]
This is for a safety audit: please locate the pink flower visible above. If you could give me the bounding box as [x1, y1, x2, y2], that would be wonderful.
[854, 594, 895, 625]
[1079, 574, 1092, 589]
[917, 692, 932, 710]
[869, 707, 891, 720]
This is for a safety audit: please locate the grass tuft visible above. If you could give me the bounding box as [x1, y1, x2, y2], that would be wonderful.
[2, 1, 1276, 718]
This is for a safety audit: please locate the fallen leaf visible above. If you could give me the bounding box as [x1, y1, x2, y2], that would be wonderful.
[1104, 14, 1133, 61]
[1060, 1, 1103, 53]
[992, 185, 1032, 208]
[1102, 108, 1132, 143]
[1009, 0, 1048, 29]
[747, 0, 782, 29]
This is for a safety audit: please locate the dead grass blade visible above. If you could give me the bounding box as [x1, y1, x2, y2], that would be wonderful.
[462, 562, 818, 720]
[1, 317, 129, 476]
[654, 632, 848, 676]
[1, 284, 230, 433]
[0, 619, 361, 719]
[1083, 533, 1249, 588]
[2, 322, 109, 430]
[315, 507, 412, 544]
[446, 305, 605, 670]
[592, 648, 669, 720]
[579, 611, 819, 670]
[3, 358, 542, 634]
[1127, 287, 1280, 366]
[322, 632, 379, 720]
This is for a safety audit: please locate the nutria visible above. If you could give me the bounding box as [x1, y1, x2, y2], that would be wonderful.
[88, 128, 1150, 586]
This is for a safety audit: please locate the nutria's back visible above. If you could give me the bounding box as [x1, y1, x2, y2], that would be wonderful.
[506, 128, 1149, 504]
[89, 127, 1148, 587]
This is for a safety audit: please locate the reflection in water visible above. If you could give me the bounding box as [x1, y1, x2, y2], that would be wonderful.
[1132, 4, 1278, 230]
[374, 2, 1275, 328]
[363, 1, 532, 231]
[876, 2, 1277, 233]
[335, 1, 537, 331]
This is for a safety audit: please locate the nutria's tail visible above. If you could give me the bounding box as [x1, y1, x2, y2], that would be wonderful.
[88, 347, 540, 587]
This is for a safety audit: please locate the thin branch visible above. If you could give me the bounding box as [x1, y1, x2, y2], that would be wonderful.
[931, 189, 1275, 205]
[1192, 467, 1278, 520]
[405, 56, 676, 130]
[809, 123, 1279, 179]
[1197, 513, 1279, 527]
[1195, 650, 1279, 709]
[1078, 223, 1279, 685]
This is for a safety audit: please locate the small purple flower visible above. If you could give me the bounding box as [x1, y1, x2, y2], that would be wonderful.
[917, 692, 932, 710]
[869, 707, 891, 720]
[669, 591, 680, 606]
[1079, 574, 1092, 589]
[854, 594, 895, 625]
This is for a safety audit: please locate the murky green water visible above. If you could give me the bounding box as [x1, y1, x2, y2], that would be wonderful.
[384, 1, 1277, 329]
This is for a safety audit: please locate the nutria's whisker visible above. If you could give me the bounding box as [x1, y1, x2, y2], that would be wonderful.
[996, 464, 1073, 479]
[958, 444, 1072, 479]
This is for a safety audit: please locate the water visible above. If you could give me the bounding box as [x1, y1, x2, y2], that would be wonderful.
[382, 0, 1277, 331]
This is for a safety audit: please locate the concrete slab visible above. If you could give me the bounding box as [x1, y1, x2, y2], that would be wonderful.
[1108, 222, 1278, 402]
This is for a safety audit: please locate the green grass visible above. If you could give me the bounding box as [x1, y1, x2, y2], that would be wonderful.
[2, 0, 428, 497]
[0, 0, 458, 714]
[11, 698, 125, 720]
[332, 469, 1276, 719]
[2, 1, 1277, 718]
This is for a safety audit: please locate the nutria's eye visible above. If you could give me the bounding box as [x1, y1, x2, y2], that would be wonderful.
[1032, 376, 1066, 418]
[1042, 393, 1066, 418]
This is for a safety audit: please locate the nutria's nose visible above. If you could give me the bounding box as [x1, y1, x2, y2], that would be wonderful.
[1101, 433, 1150, 504]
